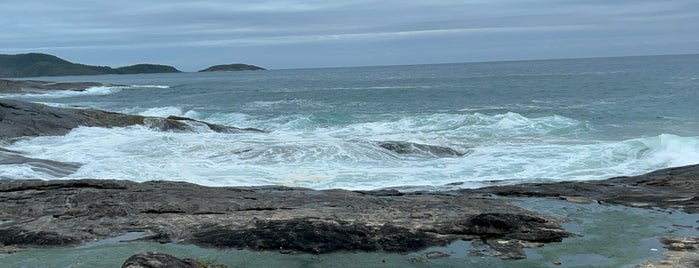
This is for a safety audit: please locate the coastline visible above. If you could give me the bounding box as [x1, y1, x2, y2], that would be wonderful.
[0, 79, 697, 267]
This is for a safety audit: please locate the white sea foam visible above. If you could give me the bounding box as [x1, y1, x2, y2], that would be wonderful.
[3, 111, 697, 190]
[0, 84, 169, 100]
[129, 85, 170, 89]
[0, 86, 125, 99]
[123, 106, 201, 118]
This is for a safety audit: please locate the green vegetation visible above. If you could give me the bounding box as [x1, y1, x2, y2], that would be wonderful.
[115, 64, 180, 74]
[198, 63, 266, 72]
[0, 53, 181, 78]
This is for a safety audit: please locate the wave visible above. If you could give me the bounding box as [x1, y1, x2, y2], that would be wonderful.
[241, 99, 332, 111]
[0, 84, 170, 99]
[129, 85, 170, 89]
[3, 108, 696, 190]
[0, 86, 125, 99]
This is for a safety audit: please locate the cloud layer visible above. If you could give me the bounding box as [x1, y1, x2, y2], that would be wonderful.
[2, 0, 698, 70]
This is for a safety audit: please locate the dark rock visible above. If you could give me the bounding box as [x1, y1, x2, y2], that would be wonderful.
[0, 99, 143, 139]
[0, 149, 82, 177]
[121, 252, 198, 268]
[0, 227, 79, 246]
[1, 164, 698, 259]
[0, 179, 567, 254]
[376, 141, 466, 157]
[0, 79, 108, 93]
[475, 164, 699, 213]
[165, 115, 266, 133]
[436, 213, 569, 243]
[0, 99, 264, 140]
[191, 219, 444, 253]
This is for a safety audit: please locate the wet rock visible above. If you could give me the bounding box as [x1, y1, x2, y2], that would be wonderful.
[1, 164, 698, 259]
[0, 245, 22, 253]
[0, 149, 81, 177]
[0, 79, 108, 94]
[424, 251, 451, 259]
[191, 219, 444, 253]
[487, 240, 527, 260]
[121, 252, 198, 268]
[637, 237, 699, 268]
[442, 213, 569, 243]
[661, 237, 699, 252]
[0, 99, 263, 140]
[475, 164, 699, 213]
[165, 115, 266, 133]
[0, 179, 567, 255]
[376, 141, 466, 157]
[0, 227, 79, 246]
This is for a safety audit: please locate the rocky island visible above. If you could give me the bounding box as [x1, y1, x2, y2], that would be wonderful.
[0, 80, 697, 267]
[199, 63, 266, 72]
[0, 53, 181, 78]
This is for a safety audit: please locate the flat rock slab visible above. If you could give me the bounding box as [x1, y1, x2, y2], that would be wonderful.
[476, 164, 699, 214]
[0, 164, 697, 255]
[0, 179, 570, 253]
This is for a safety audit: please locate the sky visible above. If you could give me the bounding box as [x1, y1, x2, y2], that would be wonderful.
[1, 0, 698, 71]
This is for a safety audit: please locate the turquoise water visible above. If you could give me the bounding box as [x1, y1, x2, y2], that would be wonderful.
[3, 54, 699, 189]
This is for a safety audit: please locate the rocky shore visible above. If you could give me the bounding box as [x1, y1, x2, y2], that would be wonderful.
[1, 80, 697, 267]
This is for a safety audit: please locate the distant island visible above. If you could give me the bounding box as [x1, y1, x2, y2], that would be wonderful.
[0, 53, 181, 78]
[198, 63, 266, 72]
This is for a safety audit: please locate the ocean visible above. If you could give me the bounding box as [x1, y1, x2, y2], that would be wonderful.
[3, 54, 699, 190]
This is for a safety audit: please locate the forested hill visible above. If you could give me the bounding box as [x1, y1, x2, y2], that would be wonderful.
[199, 63, 266, 72]
[0, 53, 181, 78]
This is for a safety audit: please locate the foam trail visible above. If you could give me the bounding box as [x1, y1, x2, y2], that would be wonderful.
[0, 86, 125, 99]
[4, 109, 697, 190]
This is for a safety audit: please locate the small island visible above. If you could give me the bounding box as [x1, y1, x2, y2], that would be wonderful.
[198, 63, 266, 72]
[0, 53, 181, 78]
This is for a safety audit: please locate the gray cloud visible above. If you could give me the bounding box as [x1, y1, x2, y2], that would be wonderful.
[1, 0, 697, 70]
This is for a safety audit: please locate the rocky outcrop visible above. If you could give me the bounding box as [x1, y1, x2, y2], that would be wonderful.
[0, 148, 81, 178]
[0, 164, 697, 260]
[0, 179, 570, 254]
[0, 99, 265, 140]
[164, 115, 266, 134]
[0, 79, 109, 93]
[473, 164, 699, 213]
[0, 99, 266, 177]
[376, 141, 466, 157]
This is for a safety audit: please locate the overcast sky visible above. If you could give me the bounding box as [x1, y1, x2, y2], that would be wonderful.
[2, 0, 698, 71]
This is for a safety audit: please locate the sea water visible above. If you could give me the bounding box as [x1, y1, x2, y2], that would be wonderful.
[2, 54, 698, 190]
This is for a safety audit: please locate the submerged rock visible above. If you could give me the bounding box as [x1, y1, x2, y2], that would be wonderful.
[165, 115, 266, 134]
[376, 141, 466, 157]
[0, 149, 81, 177]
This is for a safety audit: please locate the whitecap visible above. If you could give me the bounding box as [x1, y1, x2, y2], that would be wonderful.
[0, 85, 125, 99]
